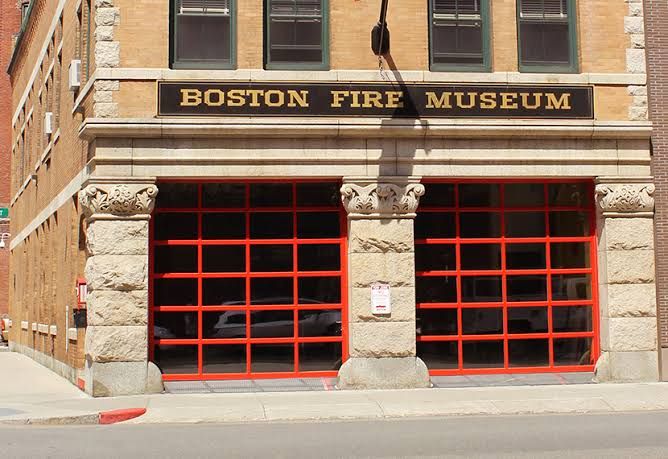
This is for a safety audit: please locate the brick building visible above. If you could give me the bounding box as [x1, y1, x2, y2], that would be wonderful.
[645, 0, 668, 382]
[0, 1, 23, 317]
[6, 0, 661, 396]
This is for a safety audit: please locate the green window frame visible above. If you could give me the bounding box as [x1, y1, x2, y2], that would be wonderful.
[429, 0, 491, 72]
[171, 0, 237, 70]
[517, 0, 578, 73]
[264, 0, 329, 70]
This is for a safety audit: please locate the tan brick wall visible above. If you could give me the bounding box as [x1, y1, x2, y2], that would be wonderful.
[579, 0, 627, 73]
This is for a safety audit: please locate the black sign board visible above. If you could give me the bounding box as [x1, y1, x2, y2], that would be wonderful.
[158, 82, 594, 119]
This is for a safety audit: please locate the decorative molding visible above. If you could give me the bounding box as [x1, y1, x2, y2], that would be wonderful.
[596, 181, 655, 216]
[341, 180, 425, 218]
[79, 181, 158, 220]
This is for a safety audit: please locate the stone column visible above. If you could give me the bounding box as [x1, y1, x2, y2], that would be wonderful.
[337, 177, 430, 389]
[594, 177, 659, 382]
[79, 178, 163, 396]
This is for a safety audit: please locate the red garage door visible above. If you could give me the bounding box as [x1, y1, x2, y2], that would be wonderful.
[415, 181, 599, 375]
[150, 181, 347, 380]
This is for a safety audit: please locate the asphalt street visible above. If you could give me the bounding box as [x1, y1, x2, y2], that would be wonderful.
[2, 411, 668, 458]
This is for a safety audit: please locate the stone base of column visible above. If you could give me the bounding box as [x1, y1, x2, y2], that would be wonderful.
[337, 357, 430, 390]
[661, 348, 668, 382]
[84, 360, 164, 397]
[594, 350, 659, 383]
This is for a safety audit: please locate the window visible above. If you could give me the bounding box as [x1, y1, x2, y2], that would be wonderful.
[150, 181, 347, 379]
[416, 181, 597, 374]
[171, 0, 236, 69]
[430, 0, 490, 71]
[265, 0, 328, 69]
[517, 0, 578, 72]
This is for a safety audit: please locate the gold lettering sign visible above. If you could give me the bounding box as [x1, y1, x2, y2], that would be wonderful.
[159, 82, 593, 119]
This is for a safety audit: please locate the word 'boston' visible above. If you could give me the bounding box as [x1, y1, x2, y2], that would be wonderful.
[158, 82, 594, 119]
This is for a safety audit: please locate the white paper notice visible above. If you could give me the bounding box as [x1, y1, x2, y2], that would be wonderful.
[371, 283, 391, 315]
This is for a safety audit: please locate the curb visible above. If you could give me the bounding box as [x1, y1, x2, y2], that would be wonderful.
[0, 408, 147, 426]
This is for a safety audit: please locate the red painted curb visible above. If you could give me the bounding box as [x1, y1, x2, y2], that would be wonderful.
[99, 408, 147, 425]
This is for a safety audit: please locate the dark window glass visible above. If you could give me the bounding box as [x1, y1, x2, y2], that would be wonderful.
[154, 279, 198, 306]
[459, 184, 500, 207]
[298, 277, 341, 304]
[554, 338, 593, 366]
[509, 339, 549, 367]
[461, 276, 502, 302]
[202, 183, 245, 208]
[251, 245, 293, 272]
[299, 343, 342, 371]
[203, 311, 247, 339]
[416, 244, 456, 272]
[418, 341, 459, 369]
[417, 277, 458, 303]
[153, 345, 198, 374]
[506, 244, 546, 270]
[203, 245, 246, 272]
[296, 183, 340, 207]
[415, 212, 456, 239]
[267, 0, 324, 65]
[156, 183, 198, 208]
[297, 212, 340, 238]
[417, 308, 458, 336]
[518, 0, 572, 68]
[504, 183, 545, 207]
[551, 242, 590, 268]
[549, 211, 590, 237]
[298, 310, 342, 337]
[250, 183, 293, 207]
[508, 307, 548, 334]
[154, 213, 198, 240]
[431, 0, 486, 67]
[507, 275, 547, 302]
[461, 244, 501, 270]
[250, 310, 294, 338]
[548, 183, 591, 207]
[202, 213, 246, 240]
[552, 274, 591, 301]
[298, 244, 340, 271]
[203, 345, 246, 374]
[203, 278, 245, 306]
[553, 307, 592, 332]
[460, 213, 501, 238]
[154, 312, 198, 339]
[251, 344, 294, 372]
[154, 246, 198, 273]
[250, 278, 293, 304]
[250, 212, 293, 239]
[505, 212, 545, 237]
[421, 183, 456, 207]
[463, 341, 504, 368]
[173, 0, 233, 66]
[462, 308, 503, 334]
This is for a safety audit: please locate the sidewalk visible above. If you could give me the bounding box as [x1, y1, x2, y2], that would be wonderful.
[2, 352, 668, 425]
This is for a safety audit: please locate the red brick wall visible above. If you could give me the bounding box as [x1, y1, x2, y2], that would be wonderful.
[645, 0, 668, 350]
[0, 1, 21, 316]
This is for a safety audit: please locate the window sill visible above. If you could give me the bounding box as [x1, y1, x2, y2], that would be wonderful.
[265, 63, 330, 71]
[519, 65, 579, 74]
[171, 61, 236, 71]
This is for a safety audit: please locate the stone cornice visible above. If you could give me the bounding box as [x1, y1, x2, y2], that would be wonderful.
[595, 177, 655, 217]
[341, 178, 425, 219]
[79, 178, 158, 221]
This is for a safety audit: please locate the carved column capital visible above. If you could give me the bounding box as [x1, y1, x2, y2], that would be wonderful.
[79, 178, 158, 220]
[341, 177, 425, 219]
[595, 177, 655, 217]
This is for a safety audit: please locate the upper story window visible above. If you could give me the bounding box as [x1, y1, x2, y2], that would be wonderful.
[429, 0, 491, 71]
[517, 0, 578, 72]
[265, 0, 329, 69]
[172, 0, 236, 69]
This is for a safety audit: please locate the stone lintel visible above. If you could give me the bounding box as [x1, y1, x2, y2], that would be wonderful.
[341, 176, 425, 219]
[595, 176, 655, 218]
[79, 177, 158, 221]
